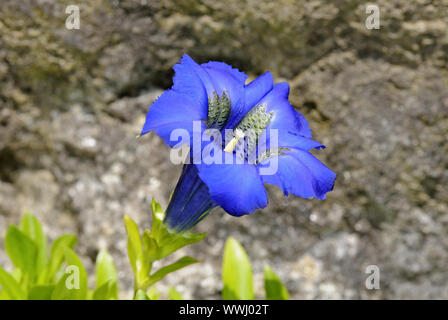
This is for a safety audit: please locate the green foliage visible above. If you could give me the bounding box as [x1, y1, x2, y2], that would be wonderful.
[0, 206, 289, 300]
[94, 250, 118, 300]
[51, 248, 88, 300]
[222, 237, 254, 300]
[19, 213, 47, 277]
[28, 285, 55, 300]
[0, 213, 118, 300]
[46, 234, 77, 283]
[147, 286, 160, 300]
[264, 265, 289, 300]
[135, 289, 150, 300]
[168, 287, 184, 300]
[124, 198, 204, 298]
[222, 237, 289, 300]
[143, 256, 198, 288]
[0, 267, 26, 300]
[5, 225, 38, 284]
[123, 214, 149, 290]
[146, 199, 205, 261]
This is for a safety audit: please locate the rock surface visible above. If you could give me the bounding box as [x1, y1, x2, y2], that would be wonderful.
[0, 0, 447, 299]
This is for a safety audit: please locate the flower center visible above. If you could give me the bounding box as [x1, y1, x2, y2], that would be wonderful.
[232, 104, 273, 160]
[206, 94, 277, 162]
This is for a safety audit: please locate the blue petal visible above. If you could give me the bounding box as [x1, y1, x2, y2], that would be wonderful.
[295, 111, 312, 138]
[250, 130, 325, 164]
[245, 82, 321, 162]
[196, 160, 268, 216]
[164, 164, 216, 232]
[172, 54, 214, 108]
[201, 60, 248, 84]
[260, 82, 312, 140]
[140, 90, 206, 147]
[260, 148, 336, 199]
[251, 133, 325, 164]
[245, 72, 274, 109]
[234, 71, 274, 127]
[201, 61, 248, 129]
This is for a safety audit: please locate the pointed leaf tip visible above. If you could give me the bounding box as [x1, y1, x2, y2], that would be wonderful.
[222, 237, 254, 300]
[264, 265, 289, 300]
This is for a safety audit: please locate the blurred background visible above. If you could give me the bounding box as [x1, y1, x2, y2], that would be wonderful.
[0, 0, 447, 299]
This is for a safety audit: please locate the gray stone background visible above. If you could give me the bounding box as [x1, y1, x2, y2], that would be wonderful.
[0, 0, 447, 299]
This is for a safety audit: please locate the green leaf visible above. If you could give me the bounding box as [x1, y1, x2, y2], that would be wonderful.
[124, 214, 143, 273]
[150, 198, 164, 238]
[95, 250, 118, 299]
[124, 214, 149, 288]
[222, 237, 254, 300]
[125, 200, 205, 295]
[51, 248, 87, 300]
[168, 287, 184, 300]
[11, 268, 22, 283]
[264, 265, 289, 300]
[145, 256, 198, 288]
[142, 228, 205, 263]
[135, 289, 150, 300]
[147, 286, 159, 300]
[92, 282, 109, 300]
[19, 212, 47, 276]
[63, 248, 88, 298]
[92, 281, 117, 300]
[28, 285, 55, 300]
[0, 267, 26, 300]
[0, 289, 8, 300]
[157, 232, 206, 261]
[5, 225, 38, 282]
[47, 234, 77, 282]
[51, 273, 71, 300]
[145, 199, 205, 262]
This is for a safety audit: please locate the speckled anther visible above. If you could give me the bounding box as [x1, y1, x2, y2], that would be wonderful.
[206, 91, 231, 129]
[234, 104, 273, 159]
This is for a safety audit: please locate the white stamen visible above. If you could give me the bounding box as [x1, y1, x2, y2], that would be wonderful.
[224, 129, 245, 153]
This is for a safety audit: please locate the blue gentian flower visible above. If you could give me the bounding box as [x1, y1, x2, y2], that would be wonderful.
[141, 54, 336, 232]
